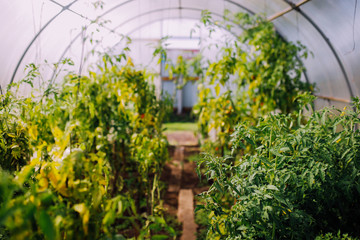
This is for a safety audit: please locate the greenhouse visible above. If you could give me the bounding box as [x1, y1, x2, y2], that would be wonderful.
[0, 0, 360, 239]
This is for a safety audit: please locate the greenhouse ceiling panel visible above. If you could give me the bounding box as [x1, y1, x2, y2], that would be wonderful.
[0, 0, 359, 106]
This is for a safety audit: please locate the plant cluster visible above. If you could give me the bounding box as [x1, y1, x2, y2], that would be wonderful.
[0, 93, 30, 172]
[198, 97, 360, 239]
[166, 54, 203, 89]
[0, 55, 175, 239]
[193, 12, 314, 154]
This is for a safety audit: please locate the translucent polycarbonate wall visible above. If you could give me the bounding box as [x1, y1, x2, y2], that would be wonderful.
[0, 0, 359, 109]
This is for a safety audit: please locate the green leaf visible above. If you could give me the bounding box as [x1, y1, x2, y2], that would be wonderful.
[151, 235, 169, 240]
[308, 172, 314, 188]
[215, 83, 220, 96]
[195, 204, 205, 212]
[196, 167, 201, 180]
[285, 142, 294, 152]
[37, 210, 56, 240]
[111, 234, 126, 240]
[237, 225, 248, 231]
[341, 148, 352, 160]
[267, 185, 279, 191]
[321, 111, 327, 125]
[279, 147, 290, 153]
[273, 193, 287, 205]
[244, 136, 255, 147]
[213, 180, 223, 193]
[332, 134, 342, 144]
[270, 149, 283, 157]
[226, 180, 242, 196]
[259, 157, 272, 168]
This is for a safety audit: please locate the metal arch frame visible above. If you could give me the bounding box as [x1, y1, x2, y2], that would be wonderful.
[49, 5, 250, 85]
[98, 0, 310, 87]
[225, 0, 255, 15]
[281, 0, 355, 100]
[92, 1, 311, 85]
[48, 0, 84, 19]
[109, 15, 235, 53]
[8, 0, 135, 86]
[97, 16, 201, 54]
[55, 0, 254, 57]
[49, 0, 310, 85]
[9, 0, 79, 86]
[11, 0, 252, 86]
[10, 0, 311, 87]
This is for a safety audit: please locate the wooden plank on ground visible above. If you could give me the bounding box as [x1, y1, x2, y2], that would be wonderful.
[178, 189, 198, 240]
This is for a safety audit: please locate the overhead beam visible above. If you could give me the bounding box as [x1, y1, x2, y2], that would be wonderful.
[280, 0, 354, 102]
[267, 0, 310, 22]
[315, 95, 351, 104]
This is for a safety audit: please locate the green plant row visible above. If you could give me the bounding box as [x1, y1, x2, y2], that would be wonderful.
[0, 55, 175, 239]
[192, 12, 314, 155]
[198, 97, 360, 239]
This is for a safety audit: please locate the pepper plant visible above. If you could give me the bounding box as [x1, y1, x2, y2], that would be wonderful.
[0, 54, 175, 239]
[0, 91, 30, 172]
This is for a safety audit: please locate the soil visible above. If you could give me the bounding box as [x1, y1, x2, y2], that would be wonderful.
[166, 131, 199, 146]
[162, 131, 210, 240]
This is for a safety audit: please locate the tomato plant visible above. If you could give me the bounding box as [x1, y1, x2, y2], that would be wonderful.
[198, 97, 360, 239]
[193, 12, 314, 154]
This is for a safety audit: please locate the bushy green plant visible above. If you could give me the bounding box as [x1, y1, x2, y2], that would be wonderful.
[193, 11, 314, 154]
[0, 55, 175, 239]
[198, 98, 360, 239]
[0, 89, 32, 172]
[315, 232, 358, 240]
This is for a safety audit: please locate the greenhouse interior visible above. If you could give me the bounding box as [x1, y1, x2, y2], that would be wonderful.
[1, 0, 360, 239]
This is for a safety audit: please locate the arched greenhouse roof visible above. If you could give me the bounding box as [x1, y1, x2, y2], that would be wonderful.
[0, 0, 359, 109]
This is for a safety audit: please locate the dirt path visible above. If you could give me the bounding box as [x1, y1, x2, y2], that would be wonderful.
[166, 130, 199, 147]
[163, 131, 204, 239]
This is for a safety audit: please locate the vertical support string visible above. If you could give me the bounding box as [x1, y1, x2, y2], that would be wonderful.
[345, 0, 358, 54]
[77, 26, 86, 100]
[264, 0, 268, 18]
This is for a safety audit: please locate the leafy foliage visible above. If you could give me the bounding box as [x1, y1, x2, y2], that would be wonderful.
[0, 55, 175, 239]
[198, 98, 360, 239]
[315, 232, 358, 240]
[193, 11, 314, 154]
[0, 91, 30, 172]
[166, 54, 203, 89]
